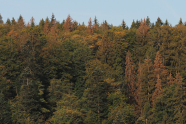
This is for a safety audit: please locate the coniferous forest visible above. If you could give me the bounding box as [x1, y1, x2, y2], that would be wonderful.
[0, 14, 186, 124]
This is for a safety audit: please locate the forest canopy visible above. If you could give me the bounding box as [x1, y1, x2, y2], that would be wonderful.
[0, 14, 186, 124]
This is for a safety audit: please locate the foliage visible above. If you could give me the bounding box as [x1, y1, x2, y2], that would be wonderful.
[0, 15, 186, 123]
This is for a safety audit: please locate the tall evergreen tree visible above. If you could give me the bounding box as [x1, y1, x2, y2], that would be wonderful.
[82, 67, 110, 123]
[0, 14, 3, 24]
[121, 19, 126, 29]
[125, 51, 136, 103]
[155, 17, 163, 27]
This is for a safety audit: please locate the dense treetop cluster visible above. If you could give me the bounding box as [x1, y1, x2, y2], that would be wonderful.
[0, 14, 186, 123]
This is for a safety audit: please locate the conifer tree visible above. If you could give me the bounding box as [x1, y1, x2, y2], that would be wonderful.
[63, 15, 73, 32]
[152, 51, 168, 105]
[135, 19, 150, 61]
[0, 14, 3, 24]
[17, 15, 25, 29]
[145, 16, 150, 26]
[135, 61, 142, 116]
[121, 19, 126, 29]
[173, 73, 186, 123]
[178, 18, 183, 25]
[43, 17, 50, 34]
[164, 19, 169, 26]
[11, 17, 16, 25]
[82, 67, 110, 123]
[6, 18, 11, 25]
[130, 20, 136, 29]
[155, 17, 163, 27]
[39, 18, 45, 29]
[141, 56, 154, 109]
[125, 51, 136, 102]
[30, 17, 35, 27]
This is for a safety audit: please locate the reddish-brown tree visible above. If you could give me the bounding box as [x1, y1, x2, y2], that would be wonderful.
[152, 51, 168, 105]
[88, 17, 92, 34]
[43, 18, 50, 34]
[49, 19, 59, 41]
[167, 73, 174, 86]
[63, 15, 73, 32]
[135, 19, 150, 61]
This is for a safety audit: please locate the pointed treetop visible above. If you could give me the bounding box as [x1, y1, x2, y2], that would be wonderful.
[145, 16, 150, 26]
[6, 18, 11, 25]
[121, 19, 126, 29]
[51, 13, 55, 22]
[11, 17, 16, 25]
[155, 17, 163, 27]
[88, 17, 92, 28]
[39, 18, 45, 27]
[178, 18, 183, 25]
[94, 16, 99, 26]
[130, 20, 136, 29]
[164, 19, 169, 26]
[30, 17, 35, 27]
[0, 14, 3, 24]
[63, 14, 73, 31]
[167, 73, 174, 86]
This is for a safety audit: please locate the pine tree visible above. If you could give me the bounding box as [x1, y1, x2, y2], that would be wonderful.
[63, 15, 73, 32]
[94, 16, 99, 27]
[135, 61, 142, 116]
[146, 16, 150, 26]
[135, 19, 150, 61]
[0, 14, 3, 24]
[17, 15, 25, 29]
[164, 19, 169, 26]
[43, 17, 50, 34]
[141, 56, 154, 111]
[173, 73, 186, 123]
[6, 18, 11, 25]
[30, 17, 35, 27]
[39, 18, 45, 29]
[11, 17, 16, 25]
[152, 51, 168, 105]
[125, 51, 136, 103]
[87, 17, 93, 34]
[121, 19, 126, 29]
[130, 20, 136, 29]
[155, 17, 163, 27]
[82, 67, 110, 123]
[178, 18, 183, 25]
[0, 93, 12, 123]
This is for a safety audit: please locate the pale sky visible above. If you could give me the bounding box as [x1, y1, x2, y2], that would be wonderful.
[1, 0, 186, 27]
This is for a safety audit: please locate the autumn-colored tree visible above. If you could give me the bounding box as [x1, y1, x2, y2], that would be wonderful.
[167, 73, 174, 86]
[92, 16, 99, 33]
[43, 17, 50, 34]
[100, 20, 109, 33]
[17, 15, 25, 30]
[135, 19, 150, 61]
[63, 15, 73, 32]
[49, 19, 59, 41]
[88, 17, 93, 34]
[152, 51, 168, 105]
